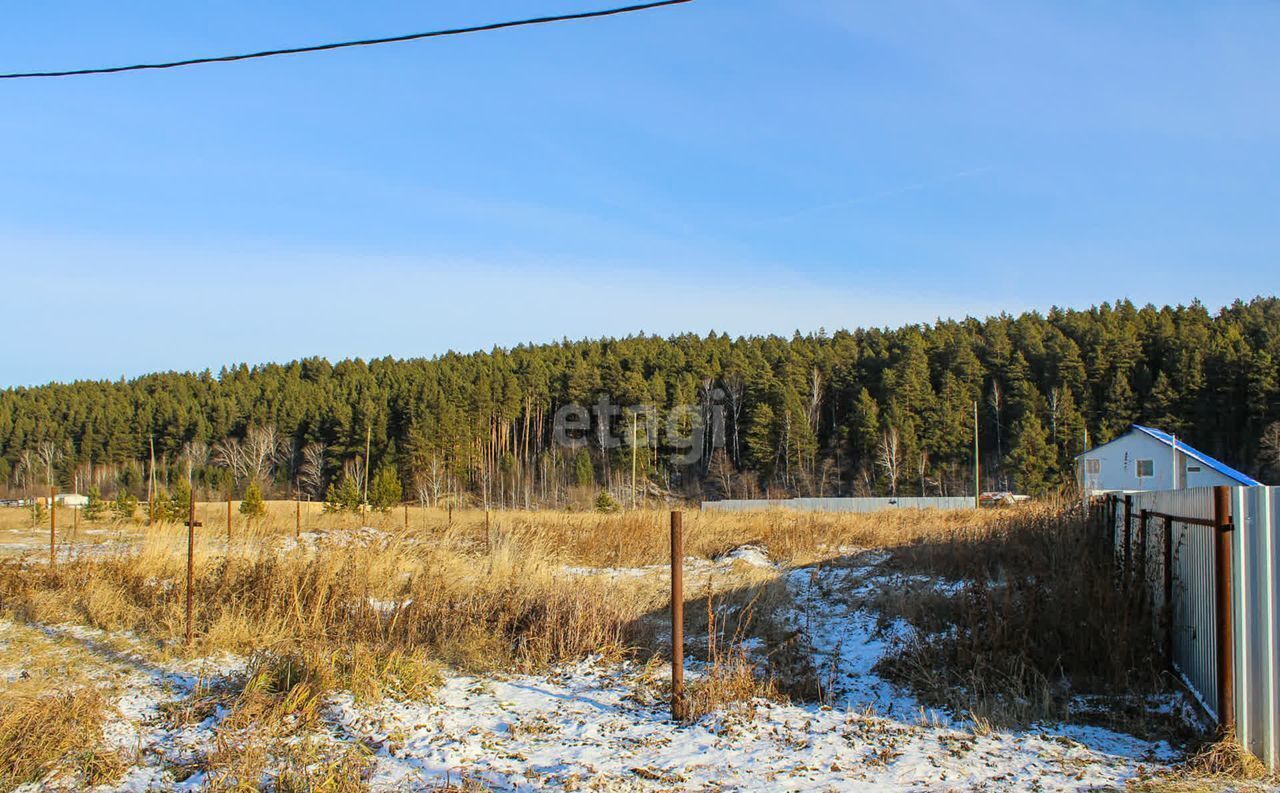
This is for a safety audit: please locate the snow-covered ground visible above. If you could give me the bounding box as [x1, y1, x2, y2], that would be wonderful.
[4, 544, 1192, 791]
[329, 657, 1174, 792]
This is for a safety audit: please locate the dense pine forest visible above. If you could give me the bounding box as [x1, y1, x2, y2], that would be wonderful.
[2, 297, 1278, 507]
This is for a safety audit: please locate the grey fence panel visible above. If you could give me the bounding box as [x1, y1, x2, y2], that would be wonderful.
[1122, 489, 1220, 721]
[701, 497, 975, 513]
[1233, 486, 1278, 769]
[1116, 485, 1279, 772]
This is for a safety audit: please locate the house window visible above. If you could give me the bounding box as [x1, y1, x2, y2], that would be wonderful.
[1085, 459, 1101, 475]
[1136, 459, 1154, 478]
[1186, 466, 1201, 473]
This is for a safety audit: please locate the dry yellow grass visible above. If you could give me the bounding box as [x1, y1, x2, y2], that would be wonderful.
[2, 500, 1240, 787]
[1, 498, 1005, 562]
[0, 501, 1006, 675]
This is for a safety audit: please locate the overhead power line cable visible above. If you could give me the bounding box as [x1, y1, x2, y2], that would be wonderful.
[0, 0, 692, 80]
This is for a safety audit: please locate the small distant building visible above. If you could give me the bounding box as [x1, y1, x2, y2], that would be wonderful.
[1077, 424, 1262, 495]
[52, 493, 89, 508]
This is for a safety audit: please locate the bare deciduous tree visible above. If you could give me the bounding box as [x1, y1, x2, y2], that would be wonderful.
[212, 438, 245, 482]
[414, 455, 450, 506]
[36, 440, 61, 488]
[722, 372, 745, 466]
[877, 426, 902, 497]
[707, 448, 734, 499]
[242, 425, 285, 485]
[298, 442, 327, 499]
[178, 440, 209, 486]
[14, 450, 38, 492]
[343, 457, 367, 499]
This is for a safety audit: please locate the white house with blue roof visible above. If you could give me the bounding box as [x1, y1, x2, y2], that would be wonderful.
[1076, 424, 1263, 495]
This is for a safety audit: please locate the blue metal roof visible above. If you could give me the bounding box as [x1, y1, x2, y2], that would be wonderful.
[1130, 424, 1262, 486]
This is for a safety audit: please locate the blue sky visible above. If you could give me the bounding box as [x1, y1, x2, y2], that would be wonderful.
[1, 1, 1277, 387]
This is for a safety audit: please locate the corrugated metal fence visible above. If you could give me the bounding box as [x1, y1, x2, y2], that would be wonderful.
[701, 496, 975, 513]
[1109, 485, 1279, 770]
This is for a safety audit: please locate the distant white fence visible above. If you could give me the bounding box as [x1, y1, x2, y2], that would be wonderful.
[1108, 486, 1279, 771]
[701, 496, 974, 513]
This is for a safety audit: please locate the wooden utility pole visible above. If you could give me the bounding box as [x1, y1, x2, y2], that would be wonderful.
[49, 486, 56, 567]
[186, 491, 202, 646]
[362, 425, 372, 515]
[631, 413, 638, 510]
[973, 401, 980, 509]
[147, 436, 156, 527]
[670, 510, 685, 721]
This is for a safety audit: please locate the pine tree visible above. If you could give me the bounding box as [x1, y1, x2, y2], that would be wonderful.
[594, 490, 620, 513]
[83, 484, 105, 522]
[1008, 412, 1054, 496]
[167, 478, 192, 521]
[573, 450, 594, 489]
[369, 466, 401, 512]
[112, 490, 138, 522]
[324, 476, 362, 512]
[240, 480, 266, 520]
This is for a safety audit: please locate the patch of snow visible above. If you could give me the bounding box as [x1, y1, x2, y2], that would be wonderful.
[330, 658, 1167, 791]
[783, 561, 929, 720]
[715, 544, 775, 569]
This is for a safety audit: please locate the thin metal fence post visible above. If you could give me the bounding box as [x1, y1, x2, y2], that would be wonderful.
[227, 495, 233, 545]
[670, 510, 685, 721]
[1138, 509, 1150, 592]
[1213, 485, 1235, 731]
[186, 491, 197, 646]
[1163, 515, 1174, 664]
[1122, 495, 1133, 588]
[296, 495, 301, 539]
[49, 486, 56, 567]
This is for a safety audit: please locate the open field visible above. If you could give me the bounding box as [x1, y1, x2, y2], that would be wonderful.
[0, 502, 1272, 791]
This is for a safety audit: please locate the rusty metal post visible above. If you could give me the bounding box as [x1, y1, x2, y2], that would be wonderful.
[1122, 495, 1133, 587]
[670, 510, 685, 721]
[1213, 485, 1235, 730]
[227, 495, 233, 544]
[295, 496, 301, 539]
[186, 491, 196, 646]
[404, 502, 409, 530]
[1163, 515, 1174, 664]
[49, 486, 56, 567]
[1137, 509, 1150, 590]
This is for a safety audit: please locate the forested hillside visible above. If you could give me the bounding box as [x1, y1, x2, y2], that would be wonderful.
[2, 297, 1278, 506]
